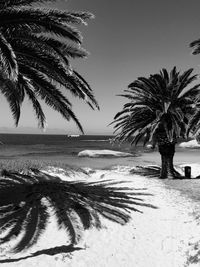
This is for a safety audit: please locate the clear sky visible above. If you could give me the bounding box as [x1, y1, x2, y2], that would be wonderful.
[1, 0, 200, 134]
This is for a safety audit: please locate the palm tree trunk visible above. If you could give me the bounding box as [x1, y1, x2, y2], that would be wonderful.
[158, 143, 180, 179]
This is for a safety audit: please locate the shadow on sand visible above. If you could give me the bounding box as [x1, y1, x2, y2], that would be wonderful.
[0, 245, 84, 263]
[130, 165, 200, 179]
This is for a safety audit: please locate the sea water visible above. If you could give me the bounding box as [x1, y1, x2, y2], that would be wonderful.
[0, 134, 139, 168]
[0, 133, 198, 169]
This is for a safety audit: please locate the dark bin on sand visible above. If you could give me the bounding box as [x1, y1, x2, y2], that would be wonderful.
[184, 166, 191, 178]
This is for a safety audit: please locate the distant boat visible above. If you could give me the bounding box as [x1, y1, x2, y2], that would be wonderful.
[67, 134, 81, 138]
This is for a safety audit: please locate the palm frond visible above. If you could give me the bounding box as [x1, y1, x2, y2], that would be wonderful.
[18, 74, 46, 128]
[1, 0, 57, 8]
[0, 76, 21, 125]
[187, 109, 200, 136]
[20, 66, 84, 132]
[0, 8, 83, 43]
[9, 31, 88, 59]
[112, 67, 200, 145]
[0, 33, 18, 81]
[0, 1, 97, 132]
[190, 38, 200, 55]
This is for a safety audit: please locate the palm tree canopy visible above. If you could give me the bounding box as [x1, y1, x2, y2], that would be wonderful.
[112, 67, 200, 146]
[0, 169, 155, 252]
[0, 0, 98, 132]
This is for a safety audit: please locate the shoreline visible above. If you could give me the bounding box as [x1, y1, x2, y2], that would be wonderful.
[0, 146, 200, 170]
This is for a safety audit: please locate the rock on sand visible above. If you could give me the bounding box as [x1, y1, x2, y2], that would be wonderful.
[78, 149, 133, 158]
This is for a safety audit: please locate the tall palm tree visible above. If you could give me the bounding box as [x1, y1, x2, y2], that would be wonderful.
[112, 67, 200, 179]
[0, 0, 99, 132]
[0, 169, 155, 252]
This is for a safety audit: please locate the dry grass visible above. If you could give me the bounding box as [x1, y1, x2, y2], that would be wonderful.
[0, 159, 86, 174]
[162, 179, 200, 202]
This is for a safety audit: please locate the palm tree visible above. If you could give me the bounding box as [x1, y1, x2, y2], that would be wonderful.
[0, 0, 99, 132]
[112, 67, 200, 179]
[0, 169, 155, 252]
[0, 1, 154, 255]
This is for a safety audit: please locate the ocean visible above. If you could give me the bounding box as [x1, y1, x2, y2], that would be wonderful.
[0, 134, 141, 169]
[0, 133, 197, 169]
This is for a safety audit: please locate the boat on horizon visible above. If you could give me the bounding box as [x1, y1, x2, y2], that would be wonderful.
[67, 134, 81, 138]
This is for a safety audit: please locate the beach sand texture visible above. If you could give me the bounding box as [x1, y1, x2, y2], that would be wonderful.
[1, 166, 200, 267]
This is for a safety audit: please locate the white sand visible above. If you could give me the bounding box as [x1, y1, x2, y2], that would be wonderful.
[1, 166, 200, 266]
[78, 150, 133, 158]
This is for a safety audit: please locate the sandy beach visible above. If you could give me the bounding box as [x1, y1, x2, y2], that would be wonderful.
[1, 161, 200, 267]
[0, 138, 200, 267]
[1, 0, 200, 266]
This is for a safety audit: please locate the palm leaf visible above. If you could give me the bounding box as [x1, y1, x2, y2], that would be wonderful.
[2, 0, 57, 8]
[18, 74, 46, 128]
[0, 2, 98, 130]
[112, 67, 200, 146]
[0, 76, 21, 125]
[0, 8, 82, 43]
[0, 33, 18, 81]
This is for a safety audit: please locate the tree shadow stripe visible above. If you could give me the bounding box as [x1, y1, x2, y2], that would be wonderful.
[0, 245, 83, 263]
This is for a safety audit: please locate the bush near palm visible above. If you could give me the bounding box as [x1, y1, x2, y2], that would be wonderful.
[0, 169, 155, 252]
[112, 67, 200, 179]
[0, 0, 99, 132]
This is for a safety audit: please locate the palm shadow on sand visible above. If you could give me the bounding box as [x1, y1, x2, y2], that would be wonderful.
[0, 245, 83, 263]
[0, 168, 156, 260]
[130, 165, 200, 179]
